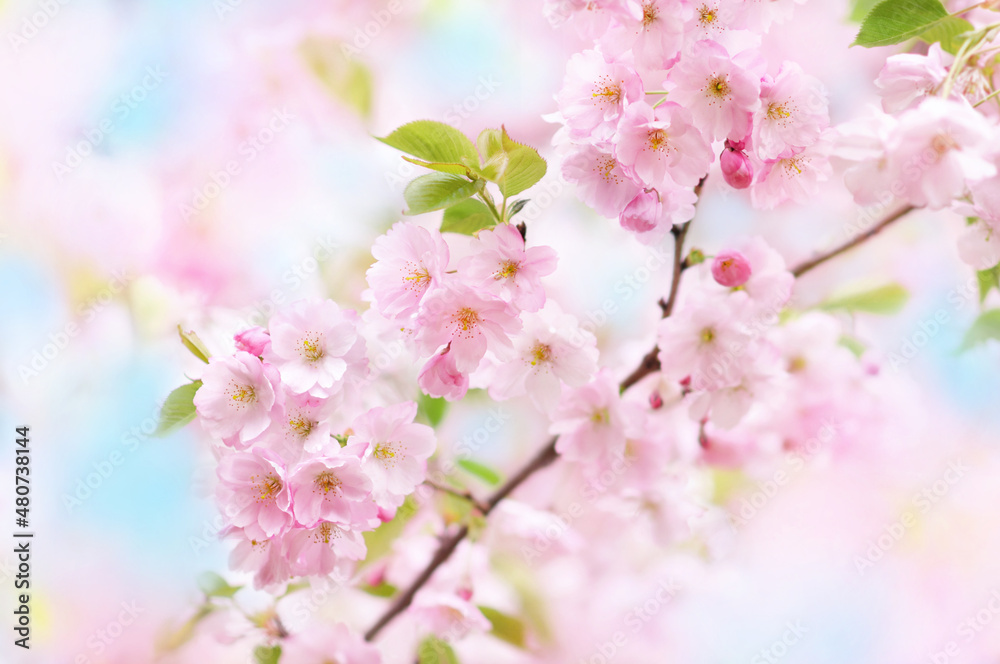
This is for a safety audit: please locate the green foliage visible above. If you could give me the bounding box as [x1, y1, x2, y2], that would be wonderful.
[301, 38, 373, 119]
[441, 199, 496, 235]
[178, 325, 210, 363]
[404, 173, 484, 215]
[417, 637, 460, 664]
[361, 496, 417, 568]
[417, 393, 449, 427]
[479, 606, 527, 648]
[919, 15, 974, 54]
[819, 283, 909, 315]
[853, 0, 969, 48]
[155, 380, 202, 437]
[977, 264, 1000, 304]
[839, 335, 867, 358]
[253, 645, 282, 664]
[457, 458, 502, 486]
[495, 127, 546, 197]
[377, 120, 479, 166]
[360, 581, 398, 598]
[960, 309, 1000, 351]
[197, 571, 242, 599]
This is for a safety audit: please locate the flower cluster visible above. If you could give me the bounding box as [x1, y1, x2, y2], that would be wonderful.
[552, 0, 831, 243]
[193, 299, 436, 590]
[365, 220, 599, 410]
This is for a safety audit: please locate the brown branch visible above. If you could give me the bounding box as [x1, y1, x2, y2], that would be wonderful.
[791, 205, 915, 278]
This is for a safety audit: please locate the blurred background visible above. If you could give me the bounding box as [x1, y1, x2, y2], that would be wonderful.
[2, 0, 1000, 662]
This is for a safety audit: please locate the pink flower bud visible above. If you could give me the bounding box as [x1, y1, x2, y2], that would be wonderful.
[418, 351, 469, 402]
[720, 141, 753, 189]
[234, 326, 270, 356]
[649, 391, 663, 410]
[711, 250, 752, 287]
[619, 189, 662, 234]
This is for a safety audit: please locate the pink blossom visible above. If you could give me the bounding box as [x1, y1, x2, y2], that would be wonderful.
[410, 590, 492, 638]
[458, 223, 557, 313]
[875, 44, 947, 114]
[353, 401, 436, 506]
[281, 624, 381, 664]
[217, 447, 294, 538]
[489, 302, 599, 412]
[260, 390, 335, 462]
[194, 351, 282, 447]
[668, 40, 761, 141]
[416, 283, 521, 373]
[732, 0, 806, 32]
[288, 453, 377, 528]
[733, 236, 794, 310]
[750, 142, 831, 210]
[551, 369, 637, 463]
[234, 326, 270, 356]
[418, 350, 470, 401]
[601, 0, 691, 69]
[720, 139, 754, 188]
[657, 295, 753, 390]
[753, 62, 829, 160]
[285, 521, 367, 576]
[883, 97, 998, 209]
[618, 185, 698, 244]
[225, 528, 291, 591]
[366, 220, 451, 319]
[562, 142, 643, 218]
[957, 219, 1000, 269]
[267, 299, 367, 398]
[688, 349, 780, 428]
[613, 101, 713, 188]
[711, 250, 751, 287]
[556, 49, 643, 142]
[544, 0, 632, 38]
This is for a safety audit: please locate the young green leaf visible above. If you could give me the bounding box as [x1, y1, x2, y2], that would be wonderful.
[197, 571, 241, 599]
[853, 0, 955, 48]
[960, 309, 1000, 351]
[441, 199, 497, 235]
[178, 325, 211, 363]
[404, 173, 485, 215]
[417, 637, 460, 664]
[839, 335, 867, 358]
[508, 199, 530, 219]
[477, 128, 504, 162]
[377, 121, 479, 165]
[919, 15, 974, 54]
[819, 283, 909, 315]
[301, 38, 373, 120]
[360, 581, 398, 598]
[479, 606, 527, 648]
[496, 127, 546, 197]
[402, 156, 475, 178]
[253, 645, 282, 664]
[977, 264, 1000, 304]
[417, 392, 449, 427]
[155, 380, 203, 437]
[361, 496, 418, 568]
[849, 0, 882, 22]
[457, 458, 502, 486]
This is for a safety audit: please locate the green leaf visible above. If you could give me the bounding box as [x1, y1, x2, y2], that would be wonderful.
[197, 571, 241, 599]
[457, 459, 502, 486]
[417, 637, 460, 664]
[301, 38, 373, 119]
[402, 155, 475, 178]
[977, 264, 1000, 304]
[919, 15, 974, 54]
[360, 581, 398, 598]
[508, 199, 529, 219]
[477, 128, 504, 162]
[155, 380, 202, 437]
[496, 127, 546, 197]
[253, 645, 282, 664]
[361, 496, 417, 568]
[441, 199, 497, 235]
[178, 325, 210, 363]
[377, 120, 479, 166]
[417, 392, 448, 427]
[479, 606, 527, 648]
[849, 0, 882, 22]
[839, 335, 867, 358]
[819, 283, 909, 315]
[853, 0, 957, 48]
[960, 309, 1000, 351]
[404, 173, 484, 215]
[157, 604, 215, 652]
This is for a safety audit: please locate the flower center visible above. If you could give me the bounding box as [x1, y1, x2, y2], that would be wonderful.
[253, 473, 282, 502]
[789, 356, 807, 372]
[707, 75, 730, 99]
[229, 381, 257, 404]
[591, 408, 609, 425]
[781, 156, 805, 177]
[592, 75, 622, 106]
[314, 470, 342, 495]
[931, 133, 958, 159]
[373, 442, 398, 462]
[700, 328, 715, 343]
[530, 343, 553, 366]
[494, 259, 521, 280]
[647, 129, 670, 153]
[301, 335, 324, 362]
[698, 4, 716, 25]
[314, 522, 341, 545]
[595, 154, 623, 185]
[289, 416, 314, 438]
[641, 1, 657, 27]
[453, 307, 481, 332]
[403, 261, 432, 291]
[767, 101, 791, 120]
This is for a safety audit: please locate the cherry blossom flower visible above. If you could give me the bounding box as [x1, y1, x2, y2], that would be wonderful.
[217, 447, 294, 538]
[720, 138, 754, 189]
[416, 283, 521, 372]
[488, 302, 599, 411]
[732, 0, 806, 32]
[353, 401, 436, 507]
[267, 299, 367, 398]
[750, 141, 831, 210]
[668, 39, 762, 141]
[619, 185, 698, 244]
[551, 369, 639, 463]
[225, 528, 291, 590]
[285, 521, 367, 576]
[418, 350, 470, 401]
[753, 61, 829, 160]
[562, 141, 643, 217]
[458, 223, 558, 312]
[601, 0, 691, 69]
[260, 390, 335, 462]
[367, 220, 451, 319]
[711, 250, 751, 287]
[556, 49, 644, 142]
[288, 452, 378, 528]
[955, 177, 1000, 269]
[410, 590, 492, 638]
[194, 351, 283, 447]
[875, 44, 948, 114]
[544, 0, 632, 38]
[234, 326, 270, 356]
[281, 623, 382, 664]
[657, 295, 754, 390]
[613, 101, 713, 188]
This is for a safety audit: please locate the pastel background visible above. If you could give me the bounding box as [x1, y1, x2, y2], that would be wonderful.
[1, 0, 999, 662]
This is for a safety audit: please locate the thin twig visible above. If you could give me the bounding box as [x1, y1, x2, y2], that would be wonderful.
[790, 205, 915, 278]
[423, 480, 489, 513]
